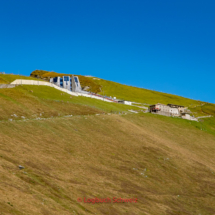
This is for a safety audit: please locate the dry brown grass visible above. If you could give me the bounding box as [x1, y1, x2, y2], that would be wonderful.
[0, 113, 215, 214]
[0, 77, 7, 84]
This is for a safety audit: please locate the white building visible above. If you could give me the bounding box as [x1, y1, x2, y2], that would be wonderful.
[149, 103, 180, 116]
[169, 107, 179, 116]
[123, 101, 132, 105]
[181, 113, 198, 121]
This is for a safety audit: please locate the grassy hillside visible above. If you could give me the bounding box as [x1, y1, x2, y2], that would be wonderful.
[28, 71, 214, 113]
[91, 78, 201, 106]
[0, 77, 7, 84]
[0, 84, 142, 121]
[0, 113, 215, 215]
[1, 74, 215, 214]
[201, 104, 215, 115]
[0, 70, 215, 117]
[0, 74, 42, 84]
[0, 73, 214, 132]
[29, 71, 212, 108]
[89, 77, 215, 118]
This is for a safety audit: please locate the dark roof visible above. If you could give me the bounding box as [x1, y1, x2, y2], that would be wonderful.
[167, 104, 184, 108]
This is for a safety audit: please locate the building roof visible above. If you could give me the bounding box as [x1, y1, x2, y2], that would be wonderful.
[167, 104, 184, 108]
[149, 103, 168, 108]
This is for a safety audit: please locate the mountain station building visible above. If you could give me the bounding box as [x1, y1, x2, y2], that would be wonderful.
[50, 75, 86, 93]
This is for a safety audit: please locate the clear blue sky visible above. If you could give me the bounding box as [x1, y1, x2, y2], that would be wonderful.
[0, 0, 214, 103]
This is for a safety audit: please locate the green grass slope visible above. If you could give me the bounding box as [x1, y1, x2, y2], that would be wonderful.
[0, 74, 42, 84]
[201, 104, 215, 115]
[28, 71, 214, 113]
[91, 77, 202, 107]
[0, 84, 142, 121]
[90, 77, 215, 121]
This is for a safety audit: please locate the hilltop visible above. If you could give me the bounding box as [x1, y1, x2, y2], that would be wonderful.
[0, 73, 215, 215]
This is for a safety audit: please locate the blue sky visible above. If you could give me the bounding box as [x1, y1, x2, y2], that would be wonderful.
[0, 0, 214, 103]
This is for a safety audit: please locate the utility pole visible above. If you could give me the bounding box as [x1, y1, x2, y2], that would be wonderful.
[100, 86, 104, 101]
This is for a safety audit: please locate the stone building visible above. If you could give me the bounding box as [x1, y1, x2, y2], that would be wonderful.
[181, 113, 198, 121]
[167, 104, 187, 114]
[149, 103, 180, 116]
[149, 103, 197, 121]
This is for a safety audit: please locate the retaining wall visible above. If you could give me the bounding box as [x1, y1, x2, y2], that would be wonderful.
[0, 84, 16, 89]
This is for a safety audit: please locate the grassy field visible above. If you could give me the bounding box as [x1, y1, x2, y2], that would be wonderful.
[0, 113, 215, 215]
[0, 74, 41, 84]
[0, 74, 215, 214]
[27, 72, 215, 116]
[0, 84, 142, 121]
[91, 78, 202, 107]
[28, 71, 215, 115]
[90, 76, 215, 119]
[28, 71, 207, 107]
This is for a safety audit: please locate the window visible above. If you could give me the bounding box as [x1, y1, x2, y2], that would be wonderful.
[74, 77, 78, 83]
[60, 78, 63, 87]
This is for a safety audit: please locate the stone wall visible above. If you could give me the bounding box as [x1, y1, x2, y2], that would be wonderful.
[0, 84, 16, 89]
[151, 111, 171, 117]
